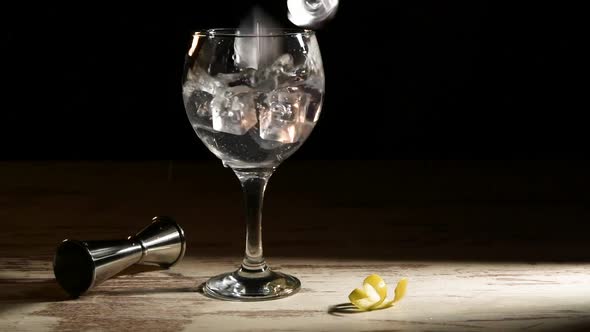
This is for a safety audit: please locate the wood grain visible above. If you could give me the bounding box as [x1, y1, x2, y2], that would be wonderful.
[1, 161, 590, 331]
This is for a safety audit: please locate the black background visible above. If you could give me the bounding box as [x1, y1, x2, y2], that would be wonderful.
[1, 1, 586, 160]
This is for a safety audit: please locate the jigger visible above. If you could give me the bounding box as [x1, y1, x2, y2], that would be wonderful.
[53, 216, 186, 297]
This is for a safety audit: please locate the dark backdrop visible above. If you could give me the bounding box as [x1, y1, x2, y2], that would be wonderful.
[1, 1, 586, 159]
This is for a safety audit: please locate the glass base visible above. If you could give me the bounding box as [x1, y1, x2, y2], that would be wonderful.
[204, 267, 301, 301]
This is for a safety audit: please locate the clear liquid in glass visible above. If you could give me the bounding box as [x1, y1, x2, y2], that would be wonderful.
[183, 50, 324, 169]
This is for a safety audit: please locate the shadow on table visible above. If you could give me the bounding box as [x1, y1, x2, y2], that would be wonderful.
[86, 265, 202, 296]
[0, 264, 202, 313]
[0, 277, 67, 314]
[327, 303, 365, 316]
[89, 286, 200, 296]
[113, 264, 166, 277]
[557, 322, 590, 332]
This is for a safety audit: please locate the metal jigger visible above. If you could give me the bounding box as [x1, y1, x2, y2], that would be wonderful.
[287, 0, 339, 28]
[53, 216, 186, 297]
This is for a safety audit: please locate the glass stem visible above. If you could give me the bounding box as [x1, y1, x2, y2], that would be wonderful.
[234, 168, 274, 273]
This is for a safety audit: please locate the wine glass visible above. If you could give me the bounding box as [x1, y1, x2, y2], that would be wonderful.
[182, 28, 324, 301]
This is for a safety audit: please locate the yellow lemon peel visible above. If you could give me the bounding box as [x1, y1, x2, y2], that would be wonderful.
[348, 274, 408, 311]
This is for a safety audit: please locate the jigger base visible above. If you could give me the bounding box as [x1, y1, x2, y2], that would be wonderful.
[204, 267, 300, 301]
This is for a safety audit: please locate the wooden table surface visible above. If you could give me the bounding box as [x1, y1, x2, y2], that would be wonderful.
[1, 161, 590, 331]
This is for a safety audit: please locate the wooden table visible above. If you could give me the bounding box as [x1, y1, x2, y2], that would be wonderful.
[1, 161, 590, 331]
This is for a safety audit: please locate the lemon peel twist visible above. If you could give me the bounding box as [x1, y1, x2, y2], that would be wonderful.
[348, 274, 407, 311]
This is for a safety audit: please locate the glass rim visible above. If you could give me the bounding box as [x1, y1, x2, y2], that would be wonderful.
[193, 28, 314, 38]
